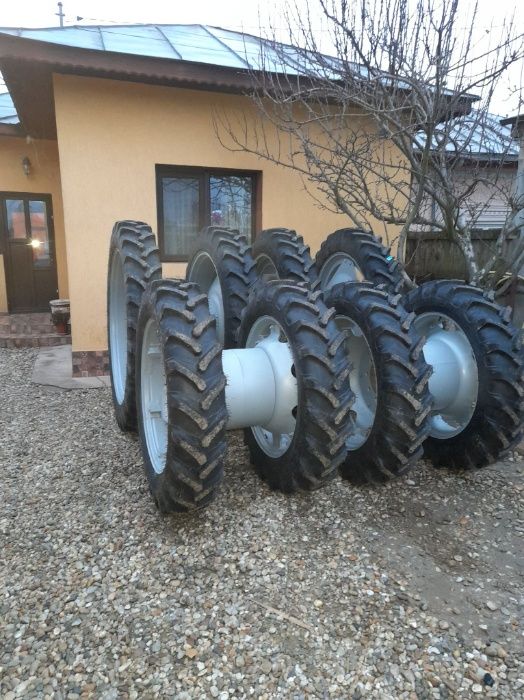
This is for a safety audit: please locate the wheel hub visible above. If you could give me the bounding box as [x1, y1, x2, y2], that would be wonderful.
[255, 254, 280, 282]
[319, 252, 364, 293]
[335, 315, 377, 449]
[244, 316, 298, 458]
[109, 252, 127, 404]
[141, 318, 168, 474]
[416, 313, 479, 439]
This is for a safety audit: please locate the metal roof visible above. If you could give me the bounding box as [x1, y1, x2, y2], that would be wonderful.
[0, 90, 18, 124]
[0, 23, 316, 75]
[417, 112, 519, 158]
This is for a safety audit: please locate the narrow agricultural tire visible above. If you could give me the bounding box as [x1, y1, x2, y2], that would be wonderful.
[238, 280, 354, 493]
[326, 282, 432, 484]
[186, 227, 256, 348]
[252, 228, 319, 287]
[316, 228, 408, 294]
[403, 280, 524, 470]
[135, 279, 228, 513]
[108, 220, 161, 432]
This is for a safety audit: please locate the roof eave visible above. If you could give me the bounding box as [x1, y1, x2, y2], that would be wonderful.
[0, 32, 272, 139]
[0, 122, 23, 137]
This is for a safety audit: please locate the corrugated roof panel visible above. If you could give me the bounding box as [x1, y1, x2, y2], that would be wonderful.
[418, 112, 519, 157]
[0, 90, 19, 124]
[0, 23, 362, 77]
[160, 25, 248, 68]
[3, 26, 103, 50]
[208, 27, 330, 75]
[205, 27, 277, 71]
[99, 25, 179, 59]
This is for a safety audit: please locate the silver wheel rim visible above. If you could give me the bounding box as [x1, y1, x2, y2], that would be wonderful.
[187, 252, 225, 344]
[319, 252, 364, 293]
[141, 318, 168, 474]
[246, 316, 296, 458]
[109, 252, 127, 404]
[256, 253, 280, 281]
[416, 312, 479, 439]
[336, 315, 377, 449]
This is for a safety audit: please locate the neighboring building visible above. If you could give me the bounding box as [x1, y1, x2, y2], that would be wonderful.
[415, 112, 519, 230]
[407, 113, 519, 281]
[0, 24, 412, 374]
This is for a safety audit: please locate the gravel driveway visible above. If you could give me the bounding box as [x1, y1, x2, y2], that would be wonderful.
[1, 348, 523, 699]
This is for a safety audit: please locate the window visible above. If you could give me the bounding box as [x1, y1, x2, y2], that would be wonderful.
[157, 166, 260, 261]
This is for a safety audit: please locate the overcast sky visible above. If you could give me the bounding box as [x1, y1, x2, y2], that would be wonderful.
[0, 0, 522, 115]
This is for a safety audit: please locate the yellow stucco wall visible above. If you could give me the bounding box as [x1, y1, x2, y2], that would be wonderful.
[53, 73, 395, 352]
[0, 135, 68, 312]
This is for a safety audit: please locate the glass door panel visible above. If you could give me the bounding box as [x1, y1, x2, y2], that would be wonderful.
[6, 199, 26, 240]
[29, 200, 51, 268]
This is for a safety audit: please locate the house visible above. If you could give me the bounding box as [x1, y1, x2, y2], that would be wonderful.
[417, 112, 518, 228]
[0, 24, 400, 375]
[407, 112, 519, 281]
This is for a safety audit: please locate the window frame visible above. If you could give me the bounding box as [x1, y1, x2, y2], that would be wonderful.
[156, 164, 262, 262]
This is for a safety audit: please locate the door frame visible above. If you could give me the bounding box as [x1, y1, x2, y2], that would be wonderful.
[0, 191, 58, 313]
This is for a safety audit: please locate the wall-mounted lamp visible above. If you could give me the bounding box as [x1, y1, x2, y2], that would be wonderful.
[22, 156, 31, 177]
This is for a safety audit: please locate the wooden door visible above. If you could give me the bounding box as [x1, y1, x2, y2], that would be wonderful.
[0, 194, 59, 313]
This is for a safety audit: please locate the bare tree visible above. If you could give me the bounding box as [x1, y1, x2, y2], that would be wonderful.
[214, 0, 524, 286]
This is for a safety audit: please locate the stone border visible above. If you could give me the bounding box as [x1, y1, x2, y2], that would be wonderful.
[72, 350, 110, 377]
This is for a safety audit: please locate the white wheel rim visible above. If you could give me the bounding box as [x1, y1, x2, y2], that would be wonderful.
[109, 252, 127, 404]
[246, 316, 296, 458]
[141, 318, 168, 474]
[335, 315, 377, 449]
[416, 312, 479, 439]
[187, 252, 225, 344]
[319, 252, 364, 293]
[256, 253, 280, 281]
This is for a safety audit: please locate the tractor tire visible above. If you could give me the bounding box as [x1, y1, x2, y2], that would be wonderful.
[403, 280, 524, 470]
[108, 220, 162, 432]
[316, 228, 408, 294]
[135, 279, 228, 513]
[186, 227, 256, 348]
[252, 227, 319, 287]
[326, 282, 432, 484]
[238, 280, 354, 493]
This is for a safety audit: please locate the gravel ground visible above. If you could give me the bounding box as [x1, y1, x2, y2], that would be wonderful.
[1, 347, 523, 699]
